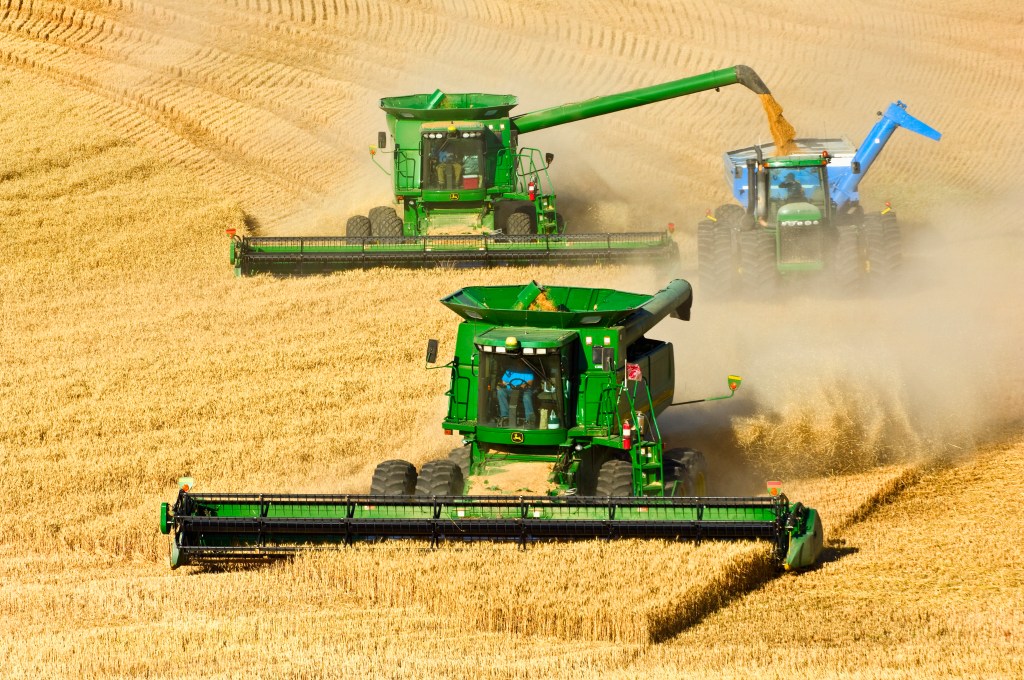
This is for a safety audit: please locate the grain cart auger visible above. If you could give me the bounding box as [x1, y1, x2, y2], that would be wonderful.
[228, 65, 776, 274]
[698, 101, 941, 294]
[160, 280, 823, 571]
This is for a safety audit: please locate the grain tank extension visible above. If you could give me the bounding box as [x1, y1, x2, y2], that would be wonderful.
[161, 280, 823, 571]
[229, 66, 774, 273]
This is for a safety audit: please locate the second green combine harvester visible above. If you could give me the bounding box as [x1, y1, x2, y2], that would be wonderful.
[229, 65, 776, 273]
[161, 279, 824, 571]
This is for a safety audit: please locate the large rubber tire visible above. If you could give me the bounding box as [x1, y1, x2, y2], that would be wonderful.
[738, 229, 778, 294]
[368, 206, 398, 231]
[595, 459, 634, 497]
[346, 215, 371, 238]
[369, 459, 417, 495]
[697, 221, 736, 297]
[714, 203, 746, 225]
[376, 213, 404, 237]
[506, 211, 534, 236]
[663, 448, 708, 497]
[832, 224, 864, 289]
[415, 459, 465, 496]
[863, 212, 901, 277]
[447, 445, 471, 479]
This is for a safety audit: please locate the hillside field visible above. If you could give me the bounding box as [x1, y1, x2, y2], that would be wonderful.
[1, 1, 1022, 678]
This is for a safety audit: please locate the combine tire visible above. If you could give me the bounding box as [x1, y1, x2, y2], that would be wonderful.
[595, 459, 634, 496]
[664, 448, 708, 496]
[447, 445, 471, 478]
[415, 459, 465, 496]
[738, 229, 778, 293]
[368, 206, 398, 230]
[697, 221, 736, 297]
[377, 213, 404, 237]
[506, 211, 534, 236]
[863, 212, 901, 277]
[832, 224, 863, 289]
[346, 215, 371, 238]
[369, 459, 417, 495]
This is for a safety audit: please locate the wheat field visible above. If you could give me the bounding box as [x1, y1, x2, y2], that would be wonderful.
[2, 1, 1023, 677]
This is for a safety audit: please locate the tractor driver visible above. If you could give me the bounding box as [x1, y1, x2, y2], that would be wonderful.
[497, 360, 535, 427]
[436, 148, 463, 190]
[779, 172, 806, 202]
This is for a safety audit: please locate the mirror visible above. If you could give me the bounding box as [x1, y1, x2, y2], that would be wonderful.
[425, 339, 439, 364]
[377, 131, 387, 149]
[545, 152, 554, 166]
[851, 160, 861, 174]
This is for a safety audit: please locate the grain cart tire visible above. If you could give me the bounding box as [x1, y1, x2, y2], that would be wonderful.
[697, 221, 736, 297]
[377, 213, 404, 237]
[506, 211, 534, 236]
[369, 459, 418, 495]
[664, 448, 708, 496]
[863, 212, 901, 277]
[832, 224, 863, 289]
[739, 229, 778, 293]
[415, 460, 465, 496]
[346, 215, 372, 238]
[368, 206, 398, 231]
[595, 459, 634, 497]
[447, 445, 471, 478]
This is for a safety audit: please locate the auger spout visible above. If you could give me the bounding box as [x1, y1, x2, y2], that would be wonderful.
[511, 65, 770, 134]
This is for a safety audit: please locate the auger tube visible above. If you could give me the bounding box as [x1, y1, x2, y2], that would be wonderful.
[512, 65, 770, 134]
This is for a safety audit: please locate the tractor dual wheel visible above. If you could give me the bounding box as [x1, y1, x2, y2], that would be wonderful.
[369, 459, 417, 495]
[663, 448, 708, 496]
[832, 223, 864, 289]
[738, 228, 778, 294]
[697, 220, 736, 297]
[595, 459, 634, 496]
[863, 212, 901, 277]
[415, 459, 465, 496]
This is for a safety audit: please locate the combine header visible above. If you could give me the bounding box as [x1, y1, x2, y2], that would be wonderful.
[229, 65, 777, 274]
[162, 280, 823, 570]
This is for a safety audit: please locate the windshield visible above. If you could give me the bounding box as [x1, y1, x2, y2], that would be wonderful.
[768, 166, 827, 214]
[423, 136, 485, 191]
[478, 350, 564, 430]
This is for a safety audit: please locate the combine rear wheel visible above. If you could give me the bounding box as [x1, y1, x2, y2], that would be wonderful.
[369, 459, 417, 495]
[346, 215, 371, 238]
[738, 229, 778, 294]
[832, 224, 864, 289]
[595, 459, 633, 496]
[863, 212, 901, 277]
[506, 211, 534, 236]
[415, 460, 465, 496]
[664, 448, 708, 496]
[697, 221, 736, 297]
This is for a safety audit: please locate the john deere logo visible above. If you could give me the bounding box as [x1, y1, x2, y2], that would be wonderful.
[510, 432, 525, 443]
[449, 192, 460, 201]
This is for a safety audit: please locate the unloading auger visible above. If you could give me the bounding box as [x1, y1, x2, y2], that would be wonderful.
[161, 279, 824, 570]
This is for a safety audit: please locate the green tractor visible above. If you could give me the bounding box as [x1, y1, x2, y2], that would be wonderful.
[161, 280, 823, 571]
[699, 101, 941, 294]
[228, 66, 778, 273]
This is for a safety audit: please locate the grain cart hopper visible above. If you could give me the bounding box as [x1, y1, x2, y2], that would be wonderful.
[698, 101, 941, 294]
[161, 280, 823, 571]
[228, 65, 777, 274]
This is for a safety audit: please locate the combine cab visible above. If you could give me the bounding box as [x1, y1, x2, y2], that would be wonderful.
[161, 280, 824, 571]
[229, 65, 779, 274]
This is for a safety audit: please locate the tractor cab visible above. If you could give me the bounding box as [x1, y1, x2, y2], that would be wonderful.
[757, 156, 831, 226]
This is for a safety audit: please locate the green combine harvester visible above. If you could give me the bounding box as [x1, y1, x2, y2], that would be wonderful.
[228, 65, 776, 274]
[161, 279, 823, 570]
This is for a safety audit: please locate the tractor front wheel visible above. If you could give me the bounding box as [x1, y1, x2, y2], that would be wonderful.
[595, 459, 634, 496]
[369, 459, 417, 495]
[863, 212, 901, 277]
[697, 221, 736, 297]
[832, 224, 864, 289]
[739, 229, 778, 294]
[415, 459, 465, 496]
